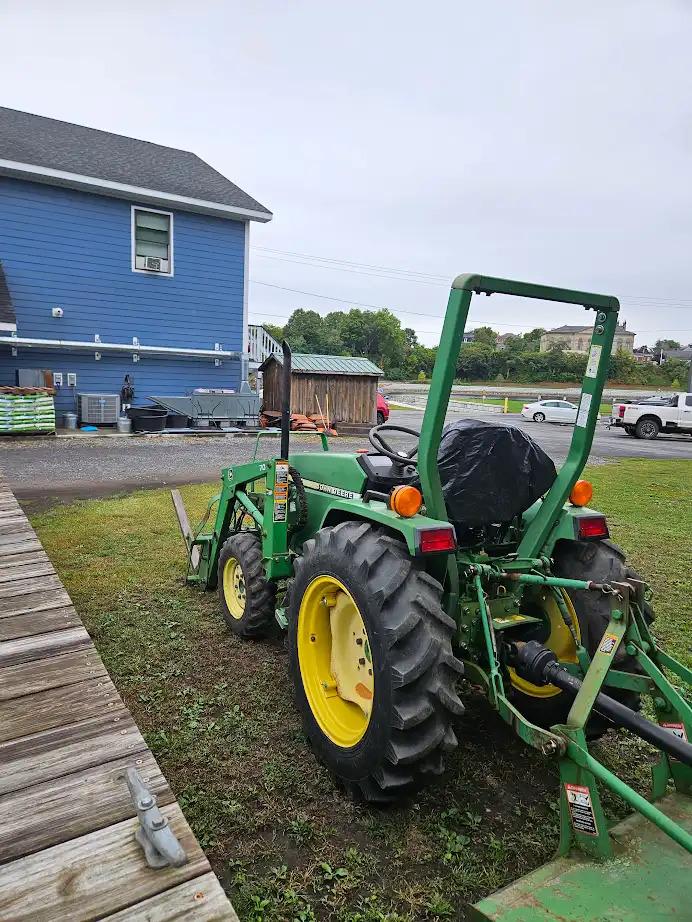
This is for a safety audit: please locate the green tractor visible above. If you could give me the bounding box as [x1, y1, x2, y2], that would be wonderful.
[174, 275, 691, 920]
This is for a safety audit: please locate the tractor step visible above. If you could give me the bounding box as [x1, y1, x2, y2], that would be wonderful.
[471, 792, 692, 921]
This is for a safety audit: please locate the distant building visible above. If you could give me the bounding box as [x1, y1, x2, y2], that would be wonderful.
[495, 333, 513, 351]
[462, 330, 476, 344]
[659, 345, 692, 364]
[633, 345, 655, 364]
[540, 322, 635, 354]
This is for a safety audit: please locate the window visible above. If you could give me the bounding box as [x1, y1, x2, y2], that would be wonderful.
[685, 396, 692, 406]
[132, 207, 173, 275]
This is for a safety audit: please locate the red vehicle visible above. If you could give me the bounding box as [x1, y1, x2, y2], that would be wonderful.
[376, 390, 390, 426]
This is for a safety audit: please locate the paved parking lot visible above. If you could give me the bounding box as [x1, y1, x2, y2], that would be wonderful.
[1, 408, 688, 512]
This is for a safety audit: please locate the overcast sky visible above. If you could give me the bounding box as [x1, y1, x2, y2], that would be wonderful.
[2, 1, 692, 347]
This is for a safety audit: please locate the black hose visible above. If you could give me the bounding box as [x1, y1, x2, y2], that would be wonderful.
[513, 640, 692, 766]
[288, 466, 308, 530]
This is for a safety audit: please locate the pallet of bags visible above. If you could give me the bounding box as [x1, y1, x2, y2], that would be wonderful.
[0, 391, 56, 433]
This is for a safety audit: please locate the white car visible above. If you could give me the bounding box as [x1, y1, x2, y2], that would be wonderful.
[521, 399, 581, 424]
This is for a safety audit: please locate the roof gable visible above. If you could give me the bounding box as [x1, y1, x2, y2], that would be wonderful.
[0, 107, 272, 222]
[260, 353, 384, 375]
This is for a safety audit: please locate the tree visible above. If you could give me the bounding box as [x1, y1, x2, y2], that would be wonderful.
[262, 322, 284, 342]
[654, 339, 681, 350]
[471, 326, 497, 347]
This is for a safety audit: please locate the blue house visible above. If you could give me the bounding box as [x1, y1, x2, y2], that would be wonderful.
[0, 107, 272, 416]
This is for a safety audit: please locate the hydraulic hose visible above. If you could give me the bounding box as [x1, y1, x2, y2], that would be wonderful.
[512, 640, 692, 766]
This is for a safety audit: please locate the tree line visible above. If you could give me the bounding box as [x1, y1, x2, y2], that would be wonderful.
[263, 311, 689, 387]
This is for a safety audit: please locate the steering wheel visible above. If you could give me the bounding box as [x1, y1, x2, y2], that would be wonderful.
[368, 423, 421, 462]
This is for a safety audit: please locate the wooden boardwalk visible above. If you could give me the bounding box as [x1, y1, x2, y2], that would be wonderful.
[0, 480, 239, 921]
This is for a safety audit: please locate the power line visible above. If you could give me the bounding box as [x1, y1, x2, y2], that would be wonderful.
[252, 245, 692, 310]
[249, 279, 692, 335]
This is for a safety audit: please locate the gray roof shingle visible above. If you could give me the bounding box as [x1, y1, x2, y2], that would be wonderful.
[0, 107, 272, 221]
[0, 262, 16, 327]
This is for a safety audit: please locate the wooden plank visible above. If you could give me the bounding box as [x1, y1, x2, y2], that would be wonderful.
[0, 561, 53, 584]
[0, 538, 42, 556]
[0, 606, 81, 641]
[0, 522, 35, 539]
[0, 676, 122, 743]
[0, 750, 173, 863]
[0, 574, 62, 600]
[0, 648, 108, 701]
[0, 804, 209, 922]
[99, 873, 239, 921]
[0, 712, 146, 796]
[0, 625, 91, 668]
[0, 587, 72, 616]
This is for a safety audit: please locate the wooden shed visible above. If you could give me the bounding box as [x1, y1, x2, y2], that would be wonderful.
[259, 353, 383, 426]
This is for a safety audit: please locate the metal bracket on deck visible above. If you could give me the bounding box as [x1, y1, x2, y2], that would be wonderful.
[125, 767, 188, 869]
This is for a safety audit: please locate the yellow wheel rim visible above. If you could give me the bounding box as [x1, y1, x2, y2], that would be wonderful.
[297, 575, 374, 748]
[509, 590, 581, 698]
[222, 557, 246, 620]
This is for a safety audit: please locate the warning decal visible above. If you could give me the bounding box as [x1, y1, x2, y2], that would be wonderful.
[586, 344, 602, 378]
[273, 461, 289, 522]
[576, 392, 592, 429]
[661, 722, 688, 742]
[598, 632, 619, 655]
[565, 783, 598, 837]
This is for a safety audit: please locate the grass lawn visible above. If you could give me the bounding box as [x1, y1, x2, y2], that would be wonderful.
[31, 460, 691, 921]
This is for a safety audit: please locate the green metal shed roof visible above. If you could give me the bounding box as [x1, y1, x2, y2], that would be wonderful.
[259, 353, 383, 376]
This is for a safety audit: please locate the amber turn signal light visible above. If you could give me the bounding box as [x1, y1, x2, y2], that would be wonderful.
[569, 479, 593, 507]
[389, 485, 423, 517]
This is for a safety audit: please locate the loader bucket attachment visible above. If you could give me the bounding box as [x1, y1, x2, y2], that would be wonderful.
[171, 488, 200, 569]
[471, 793, 692, 921]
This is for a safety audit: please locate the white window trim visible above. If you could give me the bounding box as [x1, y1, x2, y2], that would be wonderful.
[131, 205, 174, 277]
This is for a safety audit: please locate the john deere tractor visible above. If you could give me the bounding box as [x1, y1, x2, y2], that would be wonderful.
[174, 275, 691, 920]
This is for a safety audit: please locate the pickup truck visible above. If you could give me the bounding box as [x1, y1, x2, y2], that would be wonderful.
[610, 392, 692, 439]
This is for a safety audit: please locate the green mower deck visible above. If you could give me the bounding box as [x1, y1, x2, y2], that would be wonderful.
[472, 793, 691, 921]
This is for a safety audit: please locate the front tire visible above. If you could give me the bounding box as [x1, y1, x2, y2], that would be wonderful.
[287, 522, 464, 803]
[218, 532, 276, 638]
[533, 412, 546, 422]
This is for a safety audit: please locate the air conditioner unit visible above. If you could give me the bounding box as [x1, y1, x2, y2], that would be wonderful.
[79, 393, 121, 425]
[136, 255, 169, 273]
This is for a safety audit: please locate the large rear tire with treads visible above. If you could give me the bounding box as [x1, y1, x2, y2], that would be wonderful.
[514, 539, 653, 737]
[287, 521, 464, 803]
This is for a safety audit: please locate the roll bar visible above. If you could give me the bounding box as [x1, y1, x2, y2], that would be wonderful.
[417, 275, 620, 564]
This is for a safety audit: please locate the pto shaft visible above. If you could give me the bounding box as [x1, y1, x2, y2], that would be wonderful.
[512, 641, 692, 766]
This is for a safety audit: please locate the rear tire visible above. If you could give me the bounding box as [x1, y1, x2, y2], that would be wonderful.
[624, 425, 635, 437]
[218, 532, 276, 638]
[516, 539, 653, 736]
[376, 410, 386, 426]
[287, 521, 464, 803]
[635, 417, 660, 440]
[533, 412, 546, 422]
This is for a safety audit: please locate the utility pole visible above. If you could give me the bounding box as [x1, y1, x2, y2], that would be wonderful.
[687, 359, 692, 393]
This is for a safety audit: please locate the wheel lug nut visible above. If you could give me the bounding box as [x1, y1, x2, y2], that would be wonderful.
[359, 657, 366, 665]
[356, 638, 363, 646]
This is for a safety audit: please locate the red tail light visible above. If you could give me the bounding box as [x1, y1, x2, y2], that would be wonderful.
[417, 527, 456, 553]
[576, 515, 609, 540]
[618, 405, 625, 418]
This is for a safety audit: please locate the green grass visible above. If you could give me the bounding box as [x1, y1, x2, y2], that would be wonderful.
[31, 460, 691, 921]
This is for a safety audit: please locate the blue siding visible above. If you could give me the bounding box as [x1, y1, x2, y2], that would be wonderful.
[0, 177, 245, 414]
